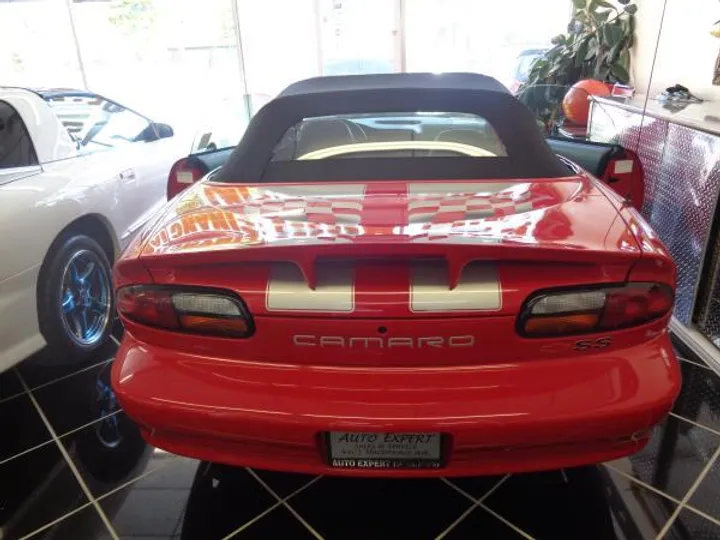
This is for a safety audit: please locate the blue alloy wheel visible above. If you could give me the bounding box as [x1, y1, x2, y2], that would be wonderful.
[95, 376, 123, 449]
[59, 249, 112, 347]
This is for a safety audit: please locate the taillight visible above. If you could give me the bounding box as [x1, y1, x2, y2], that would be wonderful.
[518, 283, 674, 338]
[117, 286, 253, 338]
[167, 158, 207, 200]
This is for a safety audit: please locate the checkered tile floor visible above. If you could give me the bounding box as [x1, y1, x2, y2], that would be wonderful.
[2, 327, 720, 539]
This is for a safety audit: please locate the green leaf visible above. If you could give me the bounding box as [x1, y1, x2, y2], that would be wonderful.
[603, 23, 624, 48]
[608, 39, 624, 62]
[627, 16, 636, 47]
[625, 4, 638, 14]
[585, 37, 599, 60]
[611, 62, 630, 82]
[618, 48, 630, 70]
[572, 0, 586, 9]
[575, 37, 590, 66]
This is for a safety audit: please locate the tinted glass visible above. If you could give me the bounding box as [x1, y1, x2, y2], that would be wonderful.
[0, 100, 38, 168]
[271, 112, 507, 161]
[45, 94, 150, 151]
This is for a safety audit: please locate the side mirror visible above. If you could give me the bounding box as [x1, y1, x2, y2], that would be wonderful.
[151, 122, 174, 140]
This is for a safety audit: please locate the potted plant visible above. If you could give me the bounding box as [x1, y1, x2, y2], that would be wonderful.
[526, 0, 637, 87]
[519, 0, 637, 135]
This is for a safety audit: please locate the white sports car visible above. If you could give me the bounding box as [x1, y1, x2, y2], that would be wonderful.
[0, 87, 186, 372]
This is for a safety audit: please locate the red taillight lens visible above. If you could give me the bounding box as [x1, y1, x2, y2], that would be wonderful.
[518, 283, 674, 338]
[117, 286, 253, 338]
[167, 158, 207, 200]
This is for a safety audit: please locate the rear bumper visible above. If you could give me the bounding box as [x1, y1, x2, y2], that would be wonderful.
[112, 333, 681, 477]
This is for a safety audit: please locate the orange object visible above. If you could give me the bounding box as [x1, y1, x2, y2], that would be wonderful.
[562, 79, 611, 125]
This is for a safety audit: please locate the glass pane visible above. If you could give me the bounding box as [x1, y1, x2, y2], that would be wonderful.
[0, 0, 84, 88]
[45, 94, 150, 150]
[236, 0, 322, 105]
[317, 0, 398, 76]
[271, 112, 507, 161]
[0, 100, 38, 168]
[69, 0, 248, 141]
[405, 0, 569, 89]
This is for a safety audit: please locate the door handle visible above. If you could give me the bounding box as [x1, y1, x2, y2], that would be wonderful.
[119, 169, 137, 183]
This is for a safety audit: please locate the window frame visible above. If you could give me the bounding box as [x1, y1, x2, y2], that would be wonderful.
[270, 111, 508, 162]
[0, 99, 39, 170]
[43, 92, 155, 152]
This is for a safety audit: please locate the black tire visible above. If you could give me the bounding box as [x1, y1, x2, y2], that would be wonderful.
[38, 234, 114, 364]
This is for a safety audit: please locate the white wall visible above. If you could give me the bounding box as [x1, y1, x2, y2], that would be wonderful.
[632, 0, 720, 100]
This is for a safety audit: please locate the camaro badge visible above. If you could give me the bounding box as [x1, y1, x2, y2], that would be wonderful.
[292, 335, 475, 348]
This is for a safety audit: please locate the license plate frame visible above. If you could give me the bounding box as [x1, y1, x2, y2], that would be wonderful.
[325, 432, 445, 470]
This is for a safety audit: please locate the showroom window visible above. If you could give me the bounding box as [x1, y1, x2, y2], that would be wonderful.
[45, 94, 151, 150]
[271, 112, 507, 160]
[0, 100, 38, 168]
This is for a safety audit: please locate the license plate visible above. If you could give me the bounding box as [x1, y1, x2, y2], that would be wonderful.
[327, 432, 443, 469]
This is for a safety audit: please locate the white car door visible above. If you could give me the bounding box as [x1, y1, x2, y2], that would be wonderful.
[46, 94, 183, 247]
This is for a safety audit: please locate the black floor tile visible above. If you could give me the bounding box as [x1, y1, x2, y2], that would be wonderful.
[687, 452, 720, 519]
[17, 338, 117, 391]
[445, 474, 506, 499]
[252, 469, 319, 498]
[22, 504, 112, 540]
[166, 463, 277, 540]
[0, 392, 50, 461]
[0, 368, 23, 400]
[0, 443, 90, 539]
[441, 506, 532, 539]
[30, 358, 116, 436]
[602, 466, 678, 540]
[605, 415, 720, 502]
[289, 476, 469, 539]
[62, 412, 178, 499]
[99, 478, 189, 540]
[481, 467, 631, 540]
[215, 505, 316, 540]
[663, 508, 720, 540]
[673, 359, 720, 434]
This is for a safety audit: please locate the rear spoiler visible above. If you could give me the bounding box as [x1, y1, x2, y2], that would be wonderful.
[123, 240, 643, 292]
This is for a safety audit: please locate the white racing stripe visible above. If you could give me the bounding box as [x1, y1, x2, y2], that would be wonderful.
[408, 182, 515, 195]
[411, 261, 501, 312]
[266, 262, 354, 312]
[259, 184, 366, 198]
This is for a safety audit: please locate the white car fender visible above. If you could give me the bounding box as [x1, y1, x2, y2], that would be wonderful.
[0, 158, 124, 282]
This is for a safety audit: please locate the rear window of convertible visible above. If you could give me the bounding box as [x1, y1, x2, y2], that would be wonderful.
[270, 112, 508, 161]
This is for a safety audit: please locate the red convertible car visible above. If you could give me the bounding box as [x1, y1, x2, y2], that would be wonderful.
[112, 73, 680, 477]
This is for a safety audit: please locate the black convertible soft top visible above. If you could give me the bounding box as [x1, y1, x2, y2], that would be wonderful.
[216, 73, 569, 183]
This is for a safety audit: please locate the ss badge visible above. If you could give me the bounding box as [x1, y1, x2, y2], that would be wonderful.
[573, 337, 612, 351]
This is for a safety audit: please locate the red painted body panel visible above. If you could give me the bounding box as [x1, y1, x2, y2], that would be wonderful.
[112, 329, 679, 476]
[112, 174, 680, 475]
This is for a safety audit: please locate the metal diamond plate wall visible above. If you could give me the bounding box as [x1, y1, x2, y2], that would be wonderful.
[589, 102, 720, 328]
[648, 124, 720, 323]
[697, 231, 720, 347]
[623, 116, 668, 218]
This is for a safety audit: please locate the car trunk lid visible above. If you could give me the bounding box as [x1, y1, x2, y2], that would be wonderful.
[122, 177, 642, 366]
